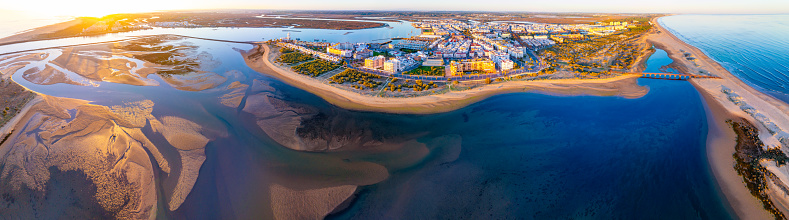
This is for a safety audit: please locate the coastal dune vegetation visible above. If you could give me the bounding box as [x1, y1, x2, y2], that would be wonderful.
[292, 60, 341, 77]
[277, 51, 314, 64]
[329, 69, 383, 90]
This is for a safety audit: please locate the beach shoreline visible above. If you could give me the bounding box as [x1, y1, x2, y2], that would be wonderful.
[651, 16, 789, 218]
[243, 44, 649, 115]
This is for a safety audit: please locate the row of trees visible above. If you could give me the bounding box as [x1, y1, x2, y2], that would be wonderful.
[292, 60, 341, 77]
[329, 69, 382, 89]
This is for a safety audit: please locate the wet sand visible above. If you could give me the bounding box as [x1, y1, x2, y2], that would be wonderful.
[650, 17, 784, 219]
[243, 44, 649, 115]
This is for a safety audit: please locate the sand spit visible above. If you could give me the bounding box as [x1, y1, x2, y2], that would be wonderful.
[242, 44, 648, 115]
[649, 17, 788, 218]
[0, 95, 213, 217]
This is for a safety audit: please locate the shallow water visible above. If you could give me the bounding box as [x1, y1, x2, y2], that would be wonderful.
[660, 15, 789, 103]
[0, 21, 735, 218]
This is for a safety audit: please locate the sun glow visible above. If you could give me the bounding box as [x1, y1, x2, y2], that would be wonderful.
[5, 0, 196, 17]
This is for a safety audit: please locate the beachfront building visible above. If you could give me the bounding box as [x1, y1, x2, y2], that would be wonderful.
[384, 59, 401, 73]
[499, 59, 515, 71]
[364, 56, 385, 69]
[447, 59, 496, 76]
[327, 42, 354, 58]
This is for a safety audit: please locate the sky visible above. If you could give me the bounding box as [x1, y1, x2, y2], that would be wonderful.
[3, 0, 788, 17]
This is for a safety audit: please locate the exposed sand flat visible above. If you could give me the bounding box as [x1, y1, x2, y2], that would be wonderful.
[220, 81, 249, 108]
[151, 116, 210, 151]
[147, 115, 212, 210]
[168, 148, 206, 211]
[648, 17, 781, 219]
[22, 65, 85, 86]
[243, 44, 648, 115]
[160, 71, 227, 91]
[270, 184, 357, 220]
[0, 95, 157, 219]
[51, 45, 160, 86]
[0, 95, 215, 216]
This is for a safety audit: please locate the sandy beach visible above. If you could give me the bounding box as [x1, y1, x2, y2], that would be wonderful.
[649, 17, 789, 218]
[243, 44, 649, 115]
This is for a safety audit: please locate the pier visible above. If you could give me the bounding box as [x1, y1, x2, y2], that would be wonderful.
[623, 72, 721, 80]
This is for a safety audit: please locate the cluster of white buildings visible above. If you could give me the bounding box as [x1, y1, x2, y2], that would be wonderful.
[276, 18, 640, 76]
[152, 21, 198, 28]
[327, 42, 375, 60]
[277, 42, 342, 63]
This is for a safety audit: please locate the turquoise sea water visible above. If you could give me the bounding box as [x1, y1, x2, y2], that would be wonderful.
[660, 15, 789, 103]
[0, 17, 741, 218]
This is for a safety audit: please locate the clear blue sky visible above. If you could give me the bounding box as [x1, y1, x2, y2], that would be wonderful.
[6, 0, 789, 17]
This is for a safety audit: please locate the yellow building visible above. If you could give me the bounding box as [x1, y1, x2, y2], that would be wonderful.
[364, 55, 385, 69]
[448, 59, 496, 76]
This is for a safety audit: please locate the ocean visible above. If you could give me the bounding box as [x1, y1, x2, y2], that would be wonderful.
[660, 14, 789, 103]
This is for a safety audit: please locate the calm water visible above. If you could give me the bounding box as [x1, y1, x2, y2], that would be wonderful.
[660, 14, 789, 103]
[0, 19, 735, 218]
